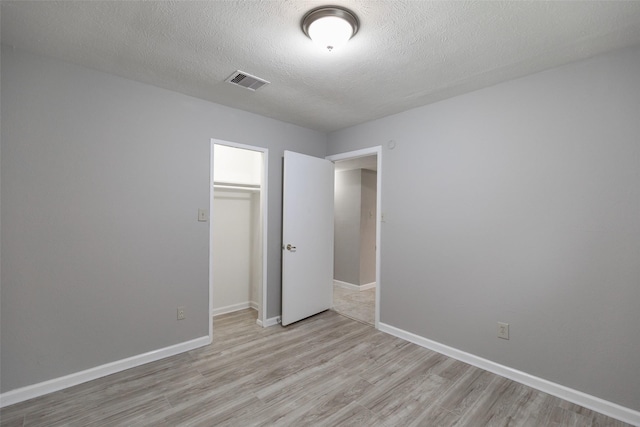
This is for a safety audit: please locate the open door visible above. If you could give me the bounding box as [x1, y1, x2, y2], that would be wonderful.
[281, 151, 334, 326]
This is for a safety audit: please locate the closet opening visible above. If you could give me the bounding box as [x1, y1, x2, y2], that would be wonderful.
[210, 140, 268, 327]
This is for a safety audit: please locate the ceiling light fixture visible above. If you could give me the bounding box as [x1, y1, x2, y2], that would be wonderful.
[301, 6, 359, 52]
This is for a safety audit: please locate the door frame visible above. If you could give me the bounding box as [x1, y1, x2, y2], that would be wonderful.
[326, 146, 382, 328]
[210, 138, 269, 333]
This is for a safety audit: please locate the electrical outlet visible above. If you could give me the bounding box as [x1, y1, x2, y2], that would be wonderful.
[497, 322, 509, 340]
[177, 307, 186, 320]
[198, 209, 208, 222]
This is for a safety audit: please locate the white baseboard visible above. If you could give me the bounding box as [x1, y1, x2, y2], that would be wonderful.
[378, 323, 640, 427]
[0, 335, 210, 409]
[360, 282, 376, 290]
[258, 316, 281, 328]
[334, 280, 376, 291]
[334, 280, 359, 290]
[212, 301, 258, 317]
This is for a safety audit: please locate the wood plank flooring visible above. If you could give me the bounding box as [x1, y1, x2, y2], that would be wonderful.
[333, 285, 375, 325]
[0, 309, 632, 426]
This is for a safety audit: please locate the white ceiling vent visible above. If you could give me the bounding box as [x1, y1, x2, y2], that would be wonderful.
[225, 70, 270, 91]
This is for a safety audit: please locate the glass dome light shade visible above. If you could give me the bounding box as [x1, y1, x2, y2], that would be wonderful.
[308, 16, 354, 52]
[301, 6, 359, 52]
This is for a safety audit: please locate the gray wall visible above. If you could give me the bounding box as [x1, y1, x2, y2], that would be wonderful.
[333, 169, 361, 284]
[0, 47, 326, 392]
[327, 46, 640, 411]
[359, 169, 377, 285]
[334, 169, 377, 286]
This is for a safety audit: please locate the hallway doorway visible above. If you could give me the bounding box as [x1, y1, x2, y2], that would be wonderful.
[327, 149, 381, 326]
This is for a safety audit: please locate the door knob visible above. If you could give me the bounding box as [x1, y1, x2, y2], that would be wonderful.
[286, 244, 297, 252]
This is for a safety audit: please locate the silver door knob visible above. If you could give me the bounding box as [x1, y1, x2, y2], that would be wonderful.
[286, 244, 296, 251]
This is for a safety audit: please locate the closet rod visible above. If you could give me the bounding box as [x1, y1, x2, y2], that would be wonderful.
[213, 182, 261, 191]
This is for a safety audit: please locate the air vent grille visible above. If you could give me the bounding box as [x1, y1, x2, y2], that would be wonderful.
[225, 70, 270, 91]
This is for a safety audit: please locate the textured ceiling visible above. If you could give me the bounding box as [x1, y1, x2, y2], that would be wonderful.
[2, 1, 640, 132]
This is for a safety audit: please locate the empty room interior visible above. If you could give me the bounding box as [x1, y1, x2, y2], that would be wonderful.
[1, 1, 640, 426]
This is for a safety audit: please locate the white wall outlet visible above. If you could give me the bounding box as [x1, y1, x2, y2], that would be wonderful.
[177, 306, 186, 320]
[198, 209, 208, 222]
[497, 322, 509, 340]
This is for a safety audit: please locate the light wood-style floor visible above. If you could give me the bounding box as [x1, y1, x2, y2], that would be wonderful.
[0, 309, 632, 427]
[333, 285, 375, 325]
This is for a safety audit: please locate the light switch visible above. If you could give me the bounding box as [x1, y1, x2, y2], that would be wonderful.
[198, 209, 208, 222]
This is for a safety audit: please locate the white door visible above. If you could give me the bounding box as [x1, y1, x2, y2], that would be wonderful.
[281, 151, 334, 326]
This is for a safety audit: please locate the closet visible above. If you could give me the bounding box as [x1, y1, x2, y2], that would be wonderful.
[212, 143, 263, 318]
